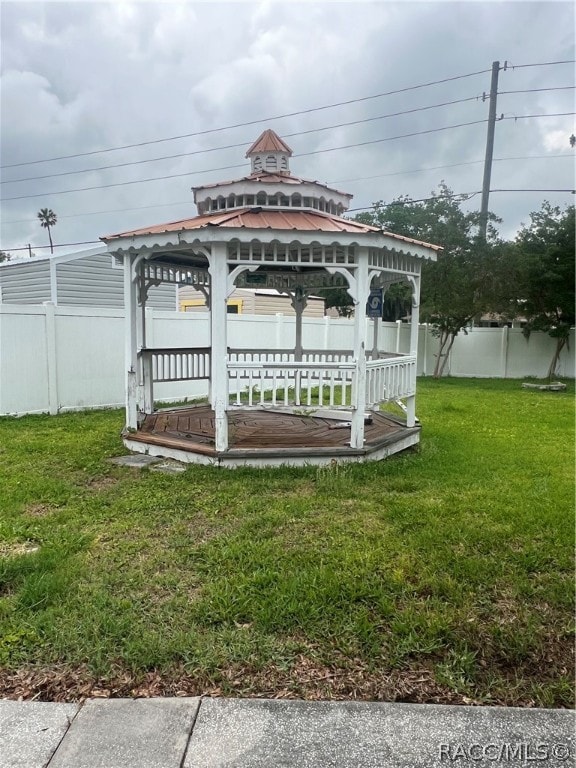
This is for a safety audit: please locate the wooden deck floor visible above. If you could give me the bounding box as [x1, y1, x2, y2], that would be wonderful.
[127, 405, 419, 462]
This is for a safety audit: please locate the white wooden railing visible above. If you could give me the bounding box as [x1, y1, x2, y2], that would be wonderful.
[228, 348, 356, 408]
[227, 359, 356, 408]
[227, 348, 354, 364]
[139, 347, 211, 382]
[365, 355, 416, 408]
[227, 349, 415, 410]
[137, 347, 415, 412]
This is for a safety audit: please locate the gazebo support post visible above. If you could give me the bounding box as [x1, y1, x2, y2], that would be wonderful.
[406, 275, 421, 428]
[350, 249, 369, 449]
[138, 265, 154, 415]
[123, 255, 139, 431]
[290, 288, 307, 362]
[209, 244, 229, 452]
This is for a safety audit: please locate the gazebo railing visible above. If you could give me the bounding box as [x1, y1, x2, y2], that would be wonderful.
[137, 347, 416, 413]
[139, 347, 211, 383]
[227, 348, 354, 364]
[227, 359, 356, 408]
[365, 355, 416, 408]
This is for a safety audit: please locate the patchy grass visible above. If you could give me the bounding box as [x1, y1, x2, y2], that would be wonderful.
[0, 378, 573, 706]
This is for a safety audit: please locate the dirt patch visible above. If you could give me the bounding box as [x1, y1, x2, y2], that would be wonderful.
[87, 477, 119, 491]
[24, 503, 56, 518]
[0, 541, 39, 557]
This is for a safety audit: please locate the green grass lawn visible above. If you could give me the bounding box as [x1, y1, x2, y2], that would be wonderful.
[0, 378, 573, 705]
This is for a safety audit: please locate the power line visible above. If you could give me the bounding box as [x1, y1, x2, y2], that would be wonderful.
[0, 192, 480, 250]
[6, 187, 574, 253]
[1, 118, 494, 203]
[4, 240, 102, 252]
[330, 154, 572, 185]
[3, 153, 571, 226]
[0, 68, 493, 169]
[1, 95, 485, 185]
[505, 59, 576, 70]
[498, 86, 576, 96]
[5, 108, 572, 204]
[0, 162, 246, 202]
[501, 111, 576, 121]
[491, 188, 575, 193]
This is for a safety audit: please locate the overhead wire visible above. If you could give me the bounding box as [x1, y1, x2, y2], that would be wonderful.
[5, 187, 574, 253]
[0, 119, 494, 202]
[498, 86, 575, 95]
[505, 59, 576, 69]
[2, 154, 573, 225]
[2, 59, 574, 248]
[0, 67, 493, 169]
[1, 95, 486, 185]
[4, 110, 574, 203]
[5, 61, 571, 171]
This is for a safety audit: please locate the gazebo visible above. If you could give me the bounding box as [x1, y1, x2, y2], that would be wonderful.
[101, 130, 441, 467]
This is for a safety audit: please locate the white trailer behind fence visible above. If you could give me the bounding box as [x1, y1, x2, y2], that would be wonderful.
[0, 303, 573, 416]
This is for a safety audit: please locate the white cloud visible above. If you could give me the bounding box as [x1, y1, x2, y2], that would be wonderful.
[0, 1, 574, 253]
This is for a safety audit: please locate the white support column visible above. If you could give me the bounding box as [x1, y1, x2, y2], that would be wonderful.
[406, 275, 421, 428]
[123, 255, 139, 430]
[209, 243, 229, 452]
[143, 307, 154, 414]
[137, 265, 149, 414]
[350, 249, 369, 449]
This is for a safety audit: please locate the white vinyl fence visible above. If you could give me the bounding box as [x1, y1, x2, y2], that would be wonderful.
[0, 303, 573, 416]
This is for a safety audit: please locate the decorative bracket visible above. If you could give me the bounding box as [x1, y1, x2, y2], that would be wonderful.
[325, 266, 356, 300]
[406, 275, 420, 308]
[227, 265, 259, 297]
[138, 276, 162, 305]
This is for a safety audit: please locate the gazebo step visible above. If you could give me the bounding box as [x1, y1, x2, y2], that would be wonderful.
[124, 430, 216, 456]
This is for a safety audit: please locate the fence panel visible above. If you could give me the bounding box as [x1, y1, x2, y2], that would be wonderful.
[0, 304, 573, 416]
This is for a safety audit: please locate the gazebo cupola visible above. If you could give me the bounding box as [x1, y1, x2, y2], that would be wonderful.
[246, 128, 292, 174]
[193, 129, 352, 217]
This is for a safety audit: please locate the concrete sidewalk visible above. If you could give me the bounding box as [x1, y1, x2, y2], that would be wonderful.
[1, 697, 574, 767]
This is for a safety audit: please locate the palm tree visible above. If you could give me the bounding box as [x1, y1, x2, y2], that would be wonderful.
[37, 208, 57, 254]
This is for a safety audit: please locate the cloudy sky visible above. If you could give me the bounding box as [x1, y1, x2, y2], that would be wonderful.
[1, 0, 574, 257]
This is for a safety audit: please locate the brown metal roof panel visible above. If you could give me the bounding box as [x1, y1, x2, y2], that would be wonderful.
[102, 209, 381, 240]
[245, 129, 293, 156]
[102, 211, 235, 239]
[102, 209, 443, 250]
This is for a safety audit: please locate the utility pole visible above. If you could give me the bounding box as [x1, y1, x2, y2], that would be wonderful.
[479, 60, 500, 242]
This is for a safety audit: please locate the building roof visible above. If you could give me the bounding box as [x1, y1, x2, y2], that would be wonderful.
[245, 129, 293, 157]
[102, 208, 442, 251]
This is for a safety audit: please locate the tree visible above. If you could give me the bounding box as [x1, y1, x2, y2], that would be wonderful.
[514, 202, 575, 379]
[356, 183, 508, 376]
[318, 286, 354, 317]
[37, 208, 57, 254]
[0, 251, 11, 263]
